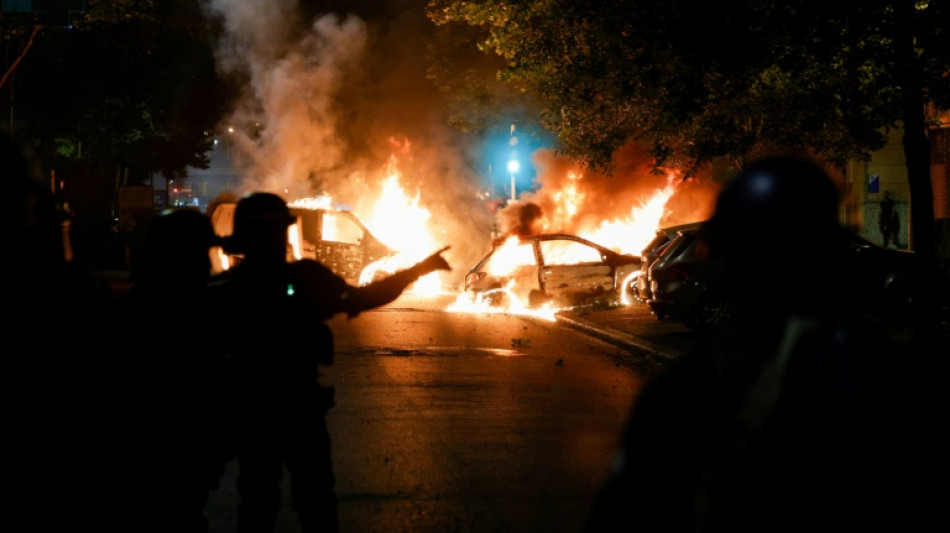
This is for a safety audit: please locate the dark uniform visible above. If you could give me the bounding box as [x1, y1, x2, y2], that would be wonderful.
[585, 157, 950, 533]
[208, 192, 449, 533]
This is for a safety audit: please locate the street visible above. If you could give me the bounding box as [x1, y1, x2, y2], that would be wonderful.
[205, 292, 651, 533]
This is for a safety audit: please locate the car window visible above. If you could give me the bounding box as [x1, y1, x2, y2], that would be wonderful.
[643, 232, 672, 256]
[485, 240, 537, 276]
[540, 239, 603, 266]
[322, 211, 363, 245]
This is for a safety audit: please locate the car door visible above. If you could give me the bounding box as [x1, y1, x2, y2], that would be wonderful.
[310, 209, 370, 283]
[538, 237, 614, 305]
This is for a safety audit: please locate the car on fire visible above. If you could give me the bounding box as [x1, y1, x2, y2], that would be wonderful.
[463, 233, 642, 308]
[209, 201, 395, 284]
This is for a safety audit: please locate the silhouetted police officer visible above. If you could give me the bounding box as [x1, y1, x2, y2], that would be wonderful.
[208, 192, 450, 533]
[585, 155, 950, 533]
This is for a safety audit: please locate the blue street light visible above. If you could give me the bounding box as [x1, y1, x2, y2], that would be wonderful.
[507, 154, 520, 201]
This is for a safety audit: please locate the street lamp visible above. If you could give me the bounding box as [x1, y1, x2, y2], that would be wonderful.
[507, 157, 520, 201]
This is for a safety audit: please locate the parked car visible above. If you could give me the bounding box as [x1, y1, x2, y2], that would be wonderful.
[463, 234, 642, 308]
[646, 225, 727, 331]
[209, 202, 395, 284]
[647, 223, 948, 332]
[633, 221, 706, 303]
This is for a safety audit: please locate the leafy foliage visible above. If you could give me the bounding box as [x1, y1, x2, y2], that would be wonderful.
[427, 0, 950, 178]
[8, 0, 234, 182]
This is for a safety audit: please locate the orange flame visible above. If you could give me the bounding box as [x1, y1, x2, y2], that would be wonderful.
[581, 172, 678, 255]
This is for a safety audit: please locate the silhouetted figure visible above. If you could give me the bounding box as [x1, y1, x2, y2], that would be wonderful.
[207, 192, 450, 533]
[879, 190, 899, 247]
[0, 133, 115, 530]
[585, 155, 950, 533]
[115, 208, 233, 532]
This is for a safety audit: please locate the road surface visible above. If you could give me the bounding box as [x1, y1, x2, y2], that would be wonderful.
[206, 292, 648, 533]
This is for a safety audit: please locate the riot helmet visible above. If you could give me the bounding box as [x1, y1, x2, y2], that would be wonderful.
[225, 192, 296, 255]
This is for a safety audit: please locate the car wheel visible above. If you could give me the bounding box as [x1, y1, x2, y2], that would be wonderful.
[621, 275, 640, 304]
[685, 292, 736, 333]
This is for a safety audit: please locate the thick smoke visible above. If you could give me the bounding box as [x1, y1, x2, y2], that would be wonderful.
[199, 0, 720, 283]
[201, 0, 494, 284]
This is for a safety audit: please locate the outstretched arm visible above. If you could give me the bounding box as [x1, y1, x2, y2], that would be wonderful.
[344, 247, 451, 317]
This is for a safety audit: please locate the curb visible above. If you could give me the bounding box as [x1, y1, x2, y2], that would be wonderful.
[555, 313, 680, 361]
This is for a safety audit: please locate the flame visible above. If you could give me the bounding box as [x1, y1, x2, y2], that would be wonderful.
[580, 172, 678, 256]
[268, 142, 700, 317]
[551, 171, 585, 223]
[357, 157, 443, 293]
[451, 170, 681, 316]
[486, 236, 536, 276]
[283, 155, 446, 294]
[446, 281, 558, 322]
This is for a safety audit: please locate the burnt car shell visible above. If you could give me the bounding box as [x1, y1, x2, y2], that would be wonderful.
[209, 202, 394, 284]
[464, 234, 642, 308]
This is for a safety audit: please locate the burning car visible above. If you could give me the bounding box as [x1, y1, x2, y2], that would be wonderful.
[462, 233, 642, 308]
[209, 201, 395, 284]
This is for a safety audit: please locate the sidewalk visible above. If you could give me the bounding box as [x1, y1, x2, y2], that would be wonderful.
[555, 301, 950, 382]
[555, 303, 689, 362]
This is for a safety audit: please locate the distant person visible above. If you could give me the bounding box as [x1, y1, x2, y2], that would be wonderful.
[0, 132, 115, 530]
[207, 192, 451, 533]
[879, 190, 899, 247]
[115, 208, 233, 532]
[584, 155, 950, 533]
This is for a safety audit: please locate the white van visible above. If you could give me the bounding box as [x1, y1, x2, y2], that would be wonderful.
[209, 202, 395, 284]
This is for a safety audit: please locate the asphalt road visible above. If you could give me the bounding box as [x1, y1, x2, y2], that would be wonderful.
[205, 292, 652, 533]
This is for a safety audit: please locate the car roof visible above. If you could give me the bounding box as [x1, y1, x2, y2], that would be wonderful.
[485, 233, 635, 258]
[656, 220, 706, 235]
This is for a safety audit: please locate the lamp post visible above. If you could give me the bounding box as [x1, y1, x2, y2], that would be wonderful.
[507, 157, 520, 201]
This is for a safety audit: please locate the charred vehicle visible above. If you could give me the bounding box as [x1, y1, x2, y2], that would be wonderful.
[463, 234, 642, 308]
[209, 202, 395, 284]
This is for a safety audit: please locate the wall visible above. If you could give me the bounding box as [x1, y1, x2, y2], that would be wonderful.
[845, 128, 909, 249]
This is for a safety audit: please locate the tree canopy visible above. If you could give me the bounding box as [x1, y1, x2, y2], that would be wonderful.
[427, 0, 950, 257]
[8, 0, 234, 181]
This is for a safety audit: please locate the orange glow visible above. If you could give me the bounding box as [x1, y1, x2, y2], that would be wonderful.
[581, 172, 678, 256]
[357, 157, 443, 293]
[286, 155, 446, 294]
[550, 172, 585, 224]
[272, 141, 712, 317]
[446, 281, 557, 322]
[486, 237, 536, 276]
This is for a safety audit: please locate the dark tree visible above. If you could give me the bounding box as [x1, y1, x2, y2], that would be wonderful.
[428, 0, 950, 259]
[5, 0, 236, 265]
